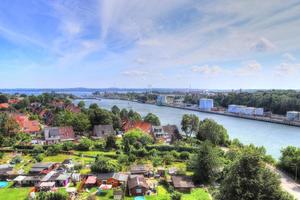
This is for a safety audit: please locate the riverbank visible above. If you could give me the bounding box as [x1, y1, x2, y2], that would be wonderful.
[78, 97, 300, 128]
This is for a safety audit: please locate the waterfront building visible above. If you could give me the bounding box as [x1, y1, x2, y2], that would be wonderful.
[199, 98, 214, 111]
[287, 111, 300, 121]
[243, 107, 256, 115]
[255, 108, 264, 116]
[156, 95, 174, 105]
[228, 105, 264, 116]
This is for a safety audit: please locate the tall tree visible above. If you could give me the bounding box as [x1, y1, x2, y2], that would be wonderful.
[78, 101, 85, 108]
[0, 94, 8, 103]
[120, 108, 128, 120]
[218, 151, 294, 200]
[189, 141, 221, 184]
[197, 119, 229, 146]
[181, 114, 199, 138]
[144, 113, 161, 126]
[111, 105, 120, 116]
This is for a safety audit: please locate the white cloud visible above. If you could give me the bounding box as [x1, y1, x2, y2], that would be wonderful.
[275, 63, 300, 75]
[236, 60, 262, 76]
[250, 37, 276, 52]
[191, 65, 223, 75]
[122, 70, 149, 76]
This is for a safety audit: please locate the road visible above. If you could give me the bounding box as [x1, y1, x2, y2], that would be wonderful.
[267, 164, 300, 199]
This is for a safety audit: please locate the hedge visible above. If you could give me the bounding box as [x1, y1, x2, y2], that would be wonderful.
[146, 144, 197, 153]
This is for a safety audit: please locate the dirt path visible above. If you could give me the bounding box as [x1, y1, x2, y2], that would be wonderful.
[267, 164, 300, 199]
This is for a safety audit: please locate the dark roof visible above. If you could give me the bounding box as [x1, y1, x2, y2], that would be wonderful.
[127, 175, 149, 190]
[94, 172, 115, 180]
[23, 176, 43, 181]
[130, 165, 151, 174]
[171, 176, 195, 189]
[113, 173, 129, 182]
[162, 125, 181, 140]
[31, 162, 55, 169]
[45, 127, 75, 141]
[93, 125, 114, 138]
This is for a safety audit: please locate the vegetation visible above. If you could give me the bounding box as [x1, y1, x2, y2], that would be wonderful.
[144, 113, 161, 126]
[218, 150, 294, 200]
[197, 119, 229, 146]
[181, 114, 199, 138]
[189, 141, 221, 184]
[91, 156, 120, 173]
[279, 146, 300, 180]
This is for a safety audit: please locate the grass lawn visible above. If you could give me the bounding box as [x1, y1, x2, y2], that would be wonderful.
[182, 188, 211, 200]
[0, 182, 30, 200]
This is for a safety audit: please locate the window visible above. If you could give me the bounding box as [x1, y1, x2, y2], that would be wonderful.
[136, 188, 142, 193]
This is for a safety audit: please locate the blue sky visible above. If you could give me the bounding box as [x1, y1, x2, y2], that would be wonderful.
[0, 0, 300, 89]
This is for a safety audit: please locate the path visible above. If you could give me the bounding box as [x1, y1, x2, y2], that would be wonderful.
[267, 164, 300, 199]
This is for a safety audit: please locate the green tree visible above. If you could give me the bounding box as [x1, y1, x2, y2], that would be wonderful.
[218, 151, 294, 200]
[0, 113, 20, 137]
[197, 119, 229, 146]
[36, 191, 67, 200]
[128, 109, 142, 121]
[181, 114, 199, 138]
[105, 134, 117, 150]
[144, 113, 161, 126]
[72, 113, 91, 133]
[77, 138, 93, 151]
[189, 141, 221, 184]
[279, 146, 300, 180]
[0, 94, 8, 103]
[111, 105, 120, 115]
[120, 108, 128, 120]
[78, 101, 85, 108]
[91, 156, 120, 173]
[122, 129, 153, 153]
[88, 108, 113, 126]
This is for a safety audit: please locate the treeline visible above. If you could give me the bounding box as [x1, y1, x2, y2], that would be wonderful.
[212, 90, 300, 115]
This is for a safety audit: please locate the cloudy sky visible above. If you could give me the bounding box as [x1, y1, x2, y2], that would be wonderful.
[0, 0, 300, 89]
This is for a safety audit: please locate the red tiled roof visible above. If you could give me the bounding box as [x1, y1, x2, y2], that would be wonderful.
[59, 127, 75, 140]
[8, 99, 20, 104]
[123, 121, 152, 134]
[85, 176, 97, 184]
[14, 114, 40, 133]
[65, 104, 81, 113]
[0, 103, 9, 109]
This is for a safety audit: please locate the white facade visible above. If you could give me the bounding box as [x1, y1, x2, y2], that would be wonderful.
[199, 98, 214, 111]
[228, 105, 264, 116]
[287, 111, 300, 121]
[255, 108, 264, 116]
[156, 95, 168, 105]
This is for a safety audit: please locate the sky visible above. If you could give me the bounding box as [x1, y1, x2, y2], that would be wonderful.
[0, 0, 300, 89]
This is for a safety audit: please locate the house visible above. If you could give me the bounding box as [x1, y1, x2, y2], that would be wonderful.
[37, 181, 56, 191]
[92, 125, 115, 139]
[112, 172, 129, 186]
[162, 125, 181, 144]
[29, 162, 57, 174]
[85, 175, 97, 187]
[0, 103, 9, 109]
[0, 164, 13, 179]
[122, 121, 152, 136]
[94, 172, 120, 187]
[62, 159, 74, 171]
[127, 175, 149, 196]
[13, 114, 41, 134]
[41, 171, 70, 187]
[171, 175, 195, 193]
[130, 164, 153, 177]
[44, 127, 75, 144]
[13, 175, 43, 186]
[65, 104, 81, 113]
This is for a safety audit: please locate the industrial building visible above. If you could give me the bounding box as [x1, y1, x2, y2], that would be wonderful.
[228, 105, 264, 116]
[286, 111, 300, 121]
[199, 98, 214, 111]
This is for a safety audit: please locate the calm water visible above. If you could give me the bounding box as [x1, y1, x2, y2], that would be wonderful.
[76, 98, 300, 159]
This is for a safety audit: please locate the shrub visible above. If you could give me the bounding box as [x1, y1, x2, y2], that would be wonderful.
[118, 154, 129, 165]
[77, 138, 93, 151]
[179, 151, 190, 160]
[91, 156, 120, 173]
[171, 191, 182, 200]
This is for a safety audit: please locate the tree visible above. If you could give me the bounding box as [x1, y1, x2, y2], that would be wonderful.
[111, 105, 120, 115]
[36, 191, 67, 200]
[120, 108, 128, 120]
[197, 119, 229, 146]
[122, 129, 154, 153]
[279, 146, 300, 180]
[171, 191, 182, 200]
[88, 108, 113, 126]
[189, 141, 221, 184]
[77, 138, 93, 151]
[218, 151, 294, 200]
[181, 114, 199, 138]
[78, 101, 85, 108]
[72, 113, 91, 133]
[128, 109, 142, 121]
[0, 113, 20, 137]
[144, 113, 161, 126]
[89, 103, 99, 109]
[91, 156, 120, 173]
[0, 94, 8, 103]
[112, 114, 122, 130]
[105, 135, 117, 150]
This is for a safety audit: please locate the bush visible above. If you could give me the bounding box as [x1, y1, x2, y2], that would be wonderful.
[171, 191, 182, 200]
[118, 154, 129, 165]
[45, 144, 62, 156]
[77, 138, 93, 151]
[62, 141, 75, 151]
[152, 157, 162, 167]
[163, 153, 174, 165]
[171, 150, 180, 159]
[91, 156, 120, 173]
[74, 164, 83, 171]
[10, 156, 22, 164]
[94, 141, 105, 151]
[34, 154, 44, 162]
[179, 151, 190, 160]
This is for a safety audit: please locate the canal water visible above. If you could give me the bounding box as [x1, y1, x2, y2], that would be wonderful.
[75, 98, 300, 159]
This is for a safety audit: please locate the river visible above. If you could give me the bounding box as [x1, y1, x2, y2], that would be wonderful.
[75, 98, 300, 159]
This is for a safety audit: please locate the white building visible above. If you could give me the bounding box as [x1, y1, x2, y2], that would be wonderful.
[199, 98, 214, 111]
[255, 108, 264, 116]
[287, 111, 300, 121]
[243, 107, 256, 115]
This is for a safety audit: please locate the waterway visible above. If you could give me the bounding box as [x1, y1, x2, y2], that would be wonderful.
[75, 98, 300, 159]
